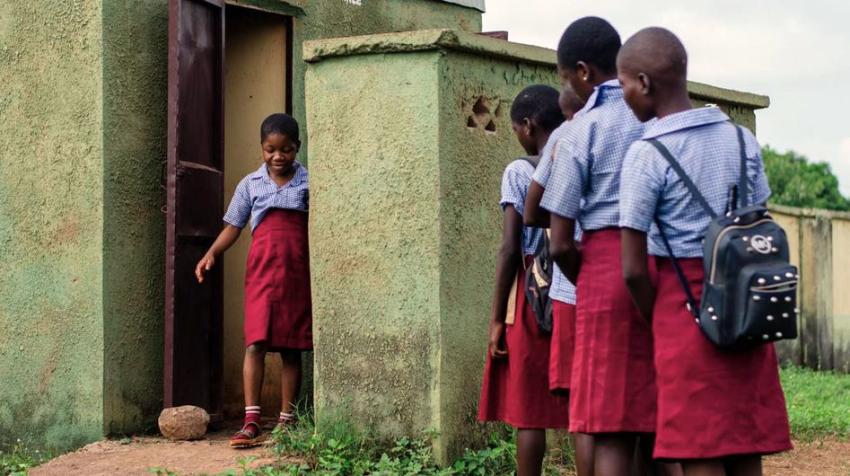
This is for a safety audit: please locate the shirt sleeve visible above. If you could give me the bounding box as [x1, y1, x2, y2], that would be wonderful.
[539, 133, 585, 219]
[619, 141, 664, 232]
[744, 131, 771, 205]
[223, 176, 252, 228]
[500, 160, 530, 215]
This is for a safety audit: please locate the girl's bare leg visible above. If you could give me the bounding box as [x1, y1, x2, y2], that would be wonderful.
[243, 343, 267, 407]
[280, 350, 302, 415]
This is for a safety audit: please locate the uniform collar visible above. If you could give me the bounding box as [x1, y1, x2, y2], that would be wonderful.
[250, 161, 305, 186]
[579, 79, 622, 114]
[642, 106, 730, 140]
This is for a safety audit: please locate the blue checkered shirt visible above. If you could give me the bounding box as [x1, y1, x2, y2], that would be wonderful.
[501, 159, 544, 256]
[619, 107, 771, 257]
[223, 162, 309, 232]
[540, 80, 646, 230]
[530, 125, 581, 304]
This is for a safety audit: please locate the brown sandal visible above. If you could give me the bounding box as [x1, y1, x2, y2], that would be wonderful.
[230, 421, 263, 448]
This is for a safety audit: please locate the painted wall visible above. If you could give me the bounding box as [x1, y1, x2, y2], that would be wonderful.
[0, 1, 105, 451]
[772, 206, 850, 373]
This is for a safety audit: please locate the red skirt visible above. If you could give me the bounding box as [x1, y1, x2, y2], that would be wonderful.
[653, 257, 792, 459]
[569, 229, 657, 434]
[244, 209, 313, 351]
[478, 257, 569, 429]
[549, 300, 576, 393]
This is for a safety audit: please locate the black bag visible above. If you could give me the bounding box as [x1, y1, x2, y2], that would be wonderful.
[648, 124, 798, 348]
[525, 230, 554, 334]
[512, 157, 553, 334]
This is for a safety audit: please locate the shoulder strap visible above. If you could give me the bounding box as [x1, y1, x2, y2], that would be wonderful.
[645, 138, 705, 320]
[646, 138, 717, 219]
[734, 124, 749, 208]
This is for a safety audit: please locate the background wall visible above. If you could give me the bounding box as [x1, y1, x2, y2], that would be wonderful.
[772, 205, 850, 373]
[0, 1, 105, 451]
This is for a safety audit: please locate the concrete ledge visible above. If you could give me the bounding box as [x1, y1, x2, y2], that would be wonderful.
[304, 29, 769, 109]
[769, 203, 850, 220]
[431, 0, 485, 12]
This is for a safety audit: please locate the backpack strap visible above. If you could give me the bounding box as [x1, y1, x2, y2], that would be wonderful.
[734, 124, 749, 208]
[645, 138, 708, 320]
[646, 139, 717, 219]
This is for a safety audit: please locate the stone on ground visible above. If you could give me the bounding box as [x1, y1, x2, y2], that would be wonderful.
[157, 405, 209, 440]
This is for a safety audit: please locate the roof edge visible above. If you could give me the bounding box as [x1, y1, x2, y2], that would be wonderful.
[431, 0, 485, 12]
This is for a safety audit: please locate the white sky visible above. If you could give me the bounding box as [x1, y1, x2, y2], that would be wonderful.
[482, 0, 850, 195]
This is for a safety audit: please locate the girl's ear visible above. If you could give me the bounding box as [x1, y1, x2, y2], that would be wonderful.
[522, 117, 534, 136]
[576, 61, 591, 83]
[638, 72, 651, 95]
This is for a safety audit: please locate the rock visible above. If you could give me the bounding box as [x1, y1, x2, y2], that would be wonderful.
[158, 405, 210, 440]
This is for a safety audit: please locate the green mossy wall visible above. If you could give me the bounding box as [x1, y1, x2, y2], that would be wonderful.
[101, 0, 169, 436]
[0, 1, 105, 451]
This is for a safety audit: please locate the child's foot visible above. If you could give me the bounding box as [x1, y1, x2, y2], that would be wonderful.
[274, 412, 297, 432]
[230, 422, 263, 448]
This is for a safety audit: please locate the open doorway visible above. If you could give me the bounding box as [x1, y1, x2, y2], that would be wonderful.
[222, 4, 293, 419]
[163, 0, 295, 421]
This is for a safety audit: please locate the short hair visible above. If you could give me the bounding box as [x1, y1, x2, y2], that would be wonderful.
[260, 113, 300, 145]
[557, 16, 621, 74]
[510, 84, 565, 133]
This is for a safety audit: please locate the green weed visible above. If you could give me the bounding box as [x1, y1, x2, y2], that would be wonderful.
[780, 365, 850, 440]
[1, 439, 47, 476]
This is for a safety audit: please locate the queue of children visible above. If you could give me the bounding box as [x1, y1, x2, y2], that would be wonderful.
[189, 14, 791, 476]
[479, 16, 791, 476]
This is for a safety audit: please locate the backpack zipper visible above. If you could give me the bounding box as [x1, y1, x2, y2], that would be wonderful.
[709, 218, 773, 283]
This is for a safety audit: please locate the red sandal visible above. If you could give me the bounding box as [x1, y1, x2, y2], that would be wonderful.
[230, 421, 263, 448]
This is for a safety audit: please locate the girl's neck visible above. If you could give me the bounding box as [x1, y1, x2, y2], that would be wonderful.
[655, 90, 693, 119]
[535, 131, 553, 155]
[268, 164, 296, 186]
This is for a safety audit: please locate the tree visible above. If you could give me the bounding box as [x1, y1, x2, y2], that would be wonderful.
[761, 146, 850, 211]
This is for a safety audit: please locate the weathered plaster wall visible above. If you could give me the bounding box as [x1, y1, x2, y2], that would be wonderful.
[101, 0, 169, 436]
[436, 51, 557, 459]
[772, 205, 850, 373]
[0, 1, 105, 451]
[306, 50, 443, 440]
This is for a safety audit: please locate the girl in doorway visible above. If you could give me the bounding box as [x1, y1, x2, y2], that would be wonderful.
[195, 113, 312, 448]
[478, 84, 569, 476]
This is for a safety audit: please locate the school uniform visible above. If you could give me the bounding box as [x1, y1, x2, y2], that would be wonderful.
[540, 80, 656, 434]
[533, 123, 582, 394]
[224, 161, 312, 351]
[478, 158, 569, 429]
[619, 107, 792, 459]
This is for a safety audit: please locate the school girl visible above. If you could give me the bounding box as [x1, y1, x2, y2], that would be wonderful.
[618, 28, 791, 475]
[195, 113, 312, 448]
[539, 17, 658, 475]
[523, 84, 596, 476]
[478, 85, 568, 476]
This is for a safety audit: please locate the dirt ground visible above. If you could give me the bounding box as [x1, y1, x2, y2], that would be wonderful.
[30, 433, 850, 476]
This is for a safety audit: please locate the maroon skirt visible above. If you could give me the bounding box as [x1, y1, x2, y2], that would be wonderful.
[569, 228, 657, 434]
[478, 257, 569, 429]
[244, 209, 313, 351]
[549, 300, 576, 393]
[653, 257, 792, 459]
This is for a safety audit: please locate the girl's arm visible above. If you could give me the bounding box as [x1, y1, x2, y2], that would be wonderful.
[549, 214, 580, 283]
[621, 227, 655, 322]
[488, 206, 524, 359]
[523, 180, 551, 228]
[195, 224, 242, 283]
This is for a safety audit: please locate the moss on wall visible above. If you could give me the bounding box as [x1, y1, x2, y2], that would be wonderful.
[101, 0, 169, 436]
[0, 0, 105, 451]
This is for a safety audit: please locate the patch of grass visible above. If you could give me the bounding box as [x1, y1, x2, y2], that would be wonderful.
[1, 439, 47, 476]
[781, 365, 850, 440]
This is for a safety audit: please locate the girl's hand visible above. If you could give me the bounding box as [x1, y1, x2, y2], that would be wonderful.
[195, 253, 215, 283]
[488, 320, 508, 359]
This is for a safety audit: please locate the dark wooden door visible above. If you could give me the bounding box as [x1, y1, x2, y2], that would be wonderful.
[164, 0, 225, 419]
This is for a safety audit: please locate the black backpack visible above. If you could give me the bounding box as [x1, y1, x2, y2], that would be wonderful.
[514, 157, 554, 334]
[525, 230, 554, 334]
[648, 124, 798, 348]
